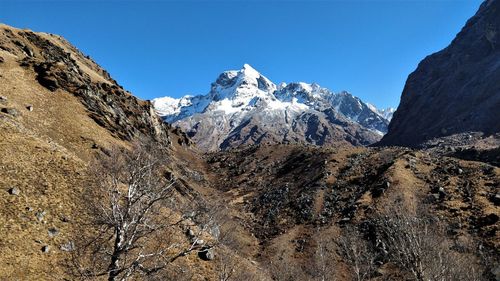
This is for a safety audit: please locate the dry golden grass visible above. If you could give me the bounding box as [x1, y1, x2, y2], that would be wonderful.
[0, 25, 266, 280]
[0, 28, 127, 280]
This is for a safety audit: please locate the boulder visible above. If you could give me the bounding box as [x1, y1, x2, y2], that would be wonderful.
[438, 187, 447, 200]
[492, 194, 500, 206]
[1, 108, 18, 116]
[41, 245, 50, 253]
[60, 241, 75, 252]
[424, 193, 441, 203]
[35, 210, 46, 221]
[24, 46, 34, 57]
[476, 214, 499, 227]
[491, 265, 500, 281]
[186, 228, 195, 238]
[339, 217, 351, 224]
[198, 248, 215, 261]
[48, 227, 59, 238]
[8, 187, 20, 195]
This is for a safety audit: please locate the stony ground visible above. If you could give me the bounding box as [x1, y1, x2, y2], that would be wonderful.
[205, 144, 499, 279]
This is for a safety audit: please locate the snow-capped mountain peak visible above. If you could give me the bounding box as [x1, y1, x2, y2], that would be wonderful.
[210, 64, 276, 102]
[378, 107, 396, 121]
[275, 82, 331, 105]
[366, 103, 396, 121]
[241, 63, 260, 78]
[152, 65, 392, 151]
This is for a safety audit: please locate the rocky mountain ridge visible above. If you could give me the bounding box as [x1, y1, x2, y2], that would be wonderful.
[153, 64, 392, 151]
[380, 0, 500, 147]
[0, 24, 202, 279]
[0, 24, 178, 146]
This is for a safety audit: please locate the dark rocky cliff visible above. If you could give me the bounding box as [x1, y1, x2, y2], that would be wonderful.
[380, 0, 500, 147]
[0, 26, 176, 146]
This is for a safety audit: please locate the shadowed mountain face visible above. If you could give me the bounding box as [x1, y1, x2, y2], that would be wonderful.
[153, 64, 391, 151]
[380, 0, 500, 147]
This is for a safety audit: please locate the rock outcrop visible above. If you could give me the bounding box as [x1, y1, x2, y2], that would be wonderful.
[380, 0, 500, 147]
[0, 25, 173, 145]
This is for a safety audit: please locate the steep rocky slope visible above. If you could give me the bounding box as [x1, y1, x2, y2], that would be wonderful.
[380, 0, 500, 147]
[153, 64, 390, 151]
[0, 24, 230, 280]
[0, 24, 176, 145]
[205, 144, 499, 280]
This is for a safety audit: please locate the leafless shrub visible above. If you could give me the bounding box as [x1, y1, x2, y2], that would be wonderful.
[336, 226, 375, 281]
[309, 228, 339, 281]
[313, 234, 335, 281]
[374, 206, 485, 281]
[217, 251, 238, 281]
[147, 265, 195, 281]
[216, 249, 265, 281]
[268, 250, 307, 281]
[70, 143, 201, 280]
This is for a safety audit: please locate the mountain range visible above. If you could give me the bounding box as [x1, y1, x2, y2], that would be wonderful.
[1, 1, 499, 280]
[153, 64, 394, 151]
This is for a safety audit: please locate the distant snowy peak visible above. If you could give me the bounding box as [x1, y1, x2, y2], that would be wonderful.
[367, 103, 396, 121]
[210, 63, 276, 101]
[152, 94, 211, 123]
[153, 64, 390, 127]
[152, 64, 392, 150]
[153, 64, 390, 123]
[378, 107, 396, 121]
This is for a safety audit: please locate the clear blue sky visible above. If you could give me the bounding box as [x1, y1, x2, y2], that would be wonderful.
[2, 0, 483, 109]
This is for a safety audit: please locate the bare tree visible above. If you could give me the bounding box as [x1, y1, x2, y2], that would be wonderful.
[375, 206, 485, 281]
[267, 250, 307, 281]
[312, 228, 338, 281]
[336, 226, 375, 281]
[73, 143, 193, 281]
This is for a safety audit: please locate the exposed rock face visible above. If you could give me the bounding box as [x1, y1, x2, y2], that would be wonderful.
[0, 24, 200, 280]
[380, 0, 500, 147]
[0, 26, 173, 146]
[154, 64, 390, 151]
[1, 107, 18, 116]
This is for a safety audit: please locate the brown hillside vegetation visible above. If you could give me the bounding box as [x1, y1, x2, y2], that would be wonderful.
[0, 23, 499, 280]
[0, 24, 229, 280]
[206, 144, 499, 279]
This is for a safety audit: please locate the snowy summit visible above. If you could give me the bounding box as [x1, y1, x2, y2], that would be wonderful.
[152, 64, 393, 151]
